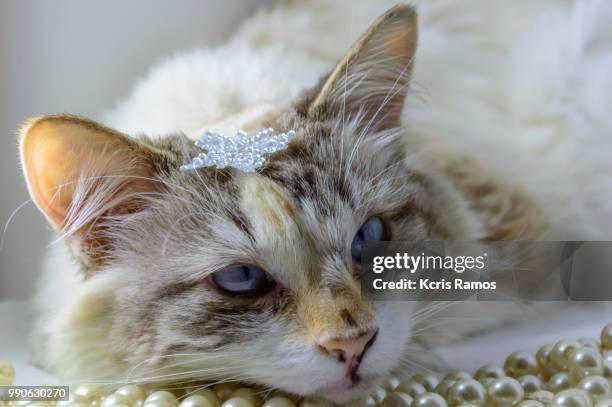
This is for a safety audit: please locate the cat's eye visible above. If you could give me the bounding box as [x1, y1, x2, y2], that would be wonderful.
[351, 216, 388, 261]
[211, 264, 275, 297]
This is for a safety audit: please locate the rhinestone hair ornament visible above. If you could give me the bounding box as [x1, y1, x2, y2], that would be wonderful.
[180, 128, 297, 173]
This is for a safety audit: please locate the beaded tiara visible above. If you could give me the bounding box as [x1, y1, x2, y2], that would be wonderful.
[180, 128, 296, 173]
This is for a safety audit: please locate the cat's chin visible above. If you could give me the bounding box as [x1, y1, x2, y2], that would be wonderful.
[314, 375, 375, 404]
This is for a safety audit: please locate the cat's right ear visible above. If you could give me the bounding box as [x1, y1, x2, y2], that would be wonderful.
[302, 5, 418, 132]
[19, 115, 167, 266]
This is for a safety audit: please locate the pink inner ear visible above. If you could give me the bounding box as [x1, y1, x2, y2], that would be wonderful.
[25, 130, 80, 227]
[22, 117, 159, 231]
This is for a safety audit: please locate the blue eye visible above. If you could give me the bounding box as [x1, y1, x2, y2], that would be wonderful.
[211, 264, 274, 297]
[351, 216, 388, 261]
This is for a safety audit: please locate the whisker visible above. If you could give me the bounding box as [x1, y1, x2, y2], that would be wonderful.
[0, 198, 34, 252]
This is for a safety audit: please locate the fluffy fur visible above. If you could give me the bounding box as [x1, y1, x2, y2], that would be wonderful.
[23, 0, 612, 403]
[105, 0, 612, 239]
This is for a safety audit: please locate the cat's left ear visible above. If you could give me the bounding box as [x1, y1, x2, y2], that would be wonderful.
[305, 5, 417, 131]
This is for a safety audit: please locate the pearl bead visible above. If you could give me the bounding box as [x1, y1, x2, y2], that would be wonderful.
[262, 397, 296, 407]
[604, 352, 612, 364]
[60, 403, 90, 407]
[569, 347, 605, 384]
[551, 389, 593, 407]
[345, 396, 376, 407]
[412, 392, 449, 407]
[144, 401, 177, 407]
[578, 338, 601, 350]
[0, 360, 15, 385]
[409, 373, 440, 392]
[486, 377, 524, 407]
[102, 393, 135, 407]
[213, 385, 240, 402]
[447, 379, 486, 406]
[74, 384, 106, 405]
[516, 400, 546, 407]
[396, 381, 427, 398]
[189, 389, 220, 407]
[601, 323, 612, 350]
[370, 386, 387, 404]
[297, 399, 334, 407]
[474, 365, 506, 381]
[435, 380, 457, 398]
[145, 391, 178, 407]
[380, 392, 413, 407]
[59, 393, 90, 406]
[536, 344, 553, 368]
[116, 385, 147, 406]
[179, 396, 214, 407]
[594, 400, 612, 407]
[220, 398, 254, 407]
[536, 344, 556, 379]
[504, 353, 538, 378]
[604, 361, 612, 380]
[383, 376, 402, 391]
[364, 396, 377, 407]
[552, 340, 582, 370]
[548, 373, 571, 393]
[578, 376, 611, 400]
[229, 388, 261, 407]
[478, 378, 496, 388]
[526, 390, 554, 404]
[517, 401, 545, 407]
[444, 371, 473, 382]
[518, 375, 543, 395]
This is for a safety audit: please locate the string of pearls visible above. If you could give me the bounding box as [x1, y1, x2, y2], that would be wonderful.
[1, 322, 610, 407]
[180, 128, 297, 173]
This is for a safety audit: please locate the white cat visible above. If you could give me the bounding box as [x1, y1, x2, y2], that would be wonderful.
[22, 1, 612, 403]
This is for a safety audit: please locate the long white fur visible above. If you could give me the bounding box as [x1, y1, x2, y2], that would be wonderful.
[35, 0, 612, 381]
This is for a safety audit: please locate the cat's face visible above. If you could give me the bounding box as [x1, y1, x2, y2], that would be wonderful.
[19, 5, 463, 403]
[103, 113, 425, 402]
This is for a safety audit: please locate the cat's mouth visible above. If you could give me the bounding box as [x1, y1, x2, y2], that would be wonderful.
[346, 357, 363, 387]
[315, 374, 374, 403]
[314, 362, 376, 402]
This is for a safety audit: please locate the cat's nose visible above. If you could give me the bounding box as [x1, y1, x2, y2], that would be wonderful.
[318, 329, 378, 362]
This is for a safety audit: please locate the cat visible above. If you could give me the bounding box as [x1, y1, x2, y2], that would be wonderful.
[18, 0, 612, 404]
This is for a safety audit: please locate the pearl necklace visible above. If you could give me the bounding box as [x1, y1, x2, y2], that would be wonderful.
[1, 322, 611, 407]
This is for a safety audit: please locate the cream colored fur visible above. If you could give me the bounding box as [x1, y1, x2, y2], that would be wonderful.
[34, 0, 612, 380]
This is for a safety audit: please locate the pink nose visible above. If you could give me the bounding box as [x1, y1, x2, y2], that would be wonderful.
[318, 329, 378, 362]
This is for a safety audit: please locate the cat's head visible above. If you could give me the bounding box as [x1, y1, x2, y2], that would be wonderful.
[19, 5, 471, 403]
